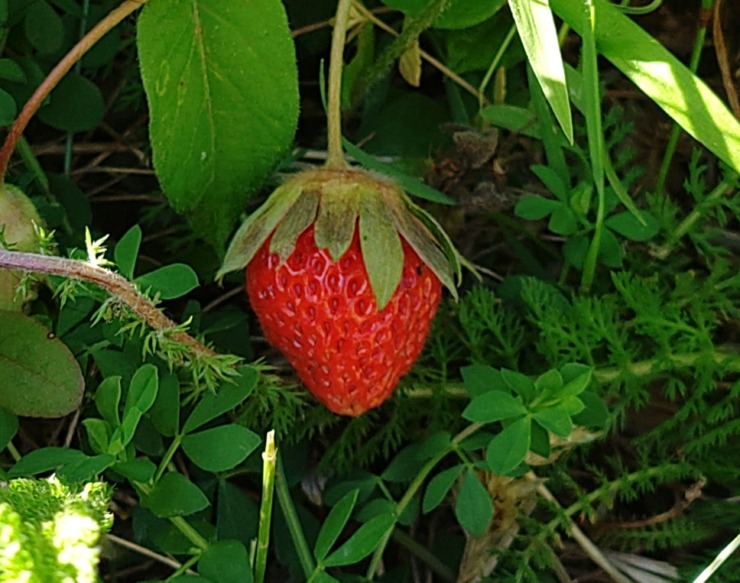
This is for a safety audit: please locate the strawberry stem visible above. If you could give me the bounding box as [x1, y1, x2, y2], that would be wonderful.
[325, 0, 353, 169]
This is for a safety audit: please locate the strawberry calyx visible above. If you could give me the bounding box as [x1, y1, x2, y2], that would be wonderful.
[218, 167, 463, 308]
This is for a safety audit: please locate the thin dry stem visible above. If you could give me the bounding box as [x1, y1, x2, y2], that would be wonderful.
[0, 0, 149, 178]
[713, 0, 740, 118]
[529, 473, 633, 583]
[0, 249, 215, 359]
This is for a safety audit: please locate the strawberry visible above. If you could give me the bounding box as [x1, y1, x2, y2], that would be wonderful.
[219, 168, 464, 416]
[247, 224, 442, 415]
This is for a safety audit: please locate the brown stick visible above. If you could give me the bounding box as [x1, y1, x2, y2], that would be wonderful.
[0, 0, 149, 178]
[713, 0, 740, 118]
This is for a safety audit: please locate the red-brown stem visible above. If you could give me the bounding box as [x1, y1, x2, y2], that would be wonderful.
[0, 0, 149, 179]
[0, 249, 215, 358]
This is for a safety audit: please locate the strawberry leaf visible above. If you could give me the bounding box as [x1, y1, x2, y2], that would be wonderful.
[137, 0, 299, 248]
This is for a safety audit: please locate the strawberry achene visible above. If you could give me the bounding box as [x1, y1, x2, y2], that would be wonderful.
[247, 225, 442, 416]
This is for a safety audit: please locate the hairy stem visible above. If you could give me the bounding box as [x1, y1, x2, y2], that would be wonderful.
[325, 0, 353, 169]
[0, 250, 215, 358]
[0, 0, 148, 179]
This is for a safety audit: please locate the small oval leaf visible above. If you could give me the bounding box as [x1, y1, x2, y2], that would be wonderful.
[454, 469, 493, 536]
[144, 472, 210, 518]
[181, 424, 261, 472]
[136, 264, 199, 300]
[324, 512, 396, 567]
[0, 312, 84, 417]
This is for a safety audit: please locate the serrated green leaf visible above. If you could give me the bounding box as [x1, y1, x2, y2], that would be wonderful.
[509, 0, 573, 142]
[463, 391, 527, 423]
[199, 540, 253, 583]
[534, 406, 573, 438]
[182, 424, 261, 472]
[183, 366, 258, 433]
[314, 489, 359, 562]
[454, 469, 493, 536]
[551, 0, 740, 173]
[136, 264, 199, 300]
[324, 512, 396, 567]
[0, 312, 83, 417]
[144, 472, 210, 518]
[115, 225, 142, 279]
[486, 416, 531, 475]
[137, 0, 299, 248]
[359, 193, 403, 309]
[423, 464, 463, 514]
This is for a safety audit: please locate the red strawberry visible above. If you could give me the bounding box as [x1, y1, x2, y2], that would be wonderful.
[219, 168, 464, 415]
[247, 224, 442, 415]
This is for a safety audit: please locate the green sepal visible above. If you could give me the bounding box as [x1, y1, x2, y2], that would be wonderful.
[314, 179, 361, 261]
[270, 189, 320, 262]
[386, 193, 459, 300]
[359, 194, 404, 310]
[216, 178, 304, 280]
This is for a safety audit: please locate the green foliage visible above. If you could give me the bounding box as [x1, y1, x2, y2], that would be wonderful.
[0, 476, 112, 583]
[0, 0, 736, 580]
